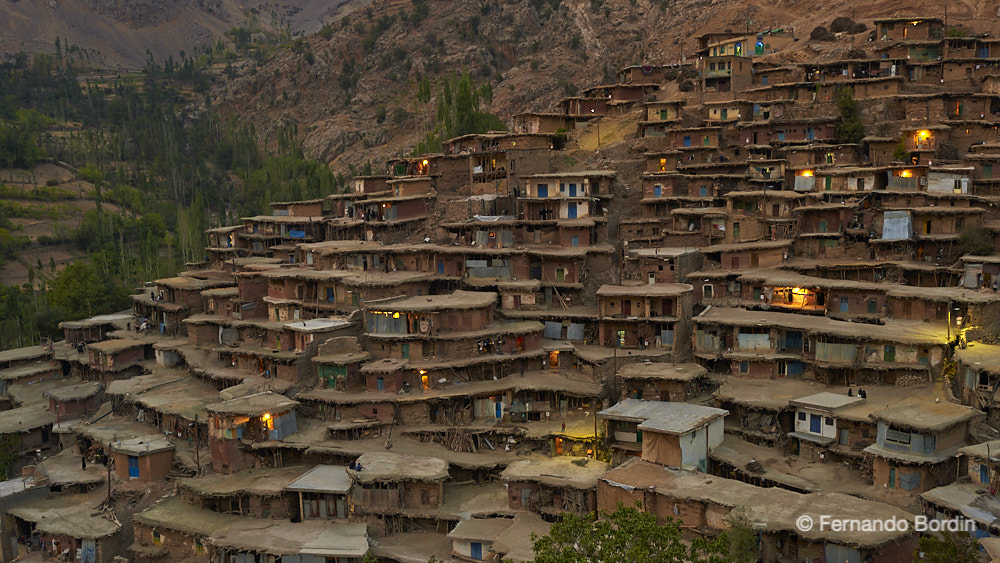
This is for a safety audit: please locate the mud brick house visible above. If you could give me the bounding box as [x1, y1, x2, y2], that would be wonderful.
[954, 343, 1000, 420]
[110, 435, 175, 482]
[668, 126, 722, 151]
[58, 312, 132, 346]
[960, 255, 1000, 290]
[724, 190, 803, 242]
[622, 247, 702, 284]
[312, 337, 371, 390]
[242, 214, 326, 253]
[598, 460, 917, 562]
[270, 198, 325, 218]
[285, 465, 352, 520]
[595, 283, 693, 355]
[9, 493, 122, 563]
[0, 406, 55, 471]
[747, 159, 787, 189]
[209, 519, 369, 562]
[347, 452, 448, 528]
[132, 276, 235, 336]
[787, 392, 866, 453]
[699, 55, 752, 100]
[921, 479, 1000, 538]
[446, 513, 550, 563]
[0, 346, 49, 372]
[500, 457, 608, 516]
[700, 239, 792, 270]
[864, 400, 982, 493]
[206, 392, 299, 473]
[598, 399, 727, 467]
[697, 30, 796, 58]
[617, 362, 710, 402]
[520, 171, 614, 221]
[201, 286, 239, 319]
[351, 174, 392, 194]
[919, 438, 1000, 535]
[179, 465, 309, 518]
[559, 97, 609, 117]
[619, 64, 676, 84]
[131, 496, 240, 561]
[205, 225, 248, 266]
[657, 208, 726, 247]
[875, 17, 944, 42]
[44, 382, 102, 422]
[803, 167, 880, 194]
[792, 202, 856, 257]
[85, 339, 146, 380]
[511, 112, 574, 134]
[642, 100, 685, 123]
[703, 100, 749, 123]
[0, 360, 62, 395]
[692, 307, 949, 383]
[583, 83, 659, 105]
[362, 291, 544, 387]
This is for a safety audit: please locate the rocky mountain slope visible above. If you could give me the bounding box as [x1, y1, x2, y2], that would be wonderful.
[211, 0, 1000, 172]
[0, 0, 361, 68]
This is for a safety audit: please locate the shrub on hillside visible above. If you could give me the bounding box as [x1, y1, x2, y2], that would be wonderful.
[810, 26, 836, 42]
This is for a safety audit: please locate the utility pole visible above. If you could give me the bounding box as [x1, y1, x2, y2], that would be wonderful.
[106, 442, 112, 504]
[194, 414, 201, 476]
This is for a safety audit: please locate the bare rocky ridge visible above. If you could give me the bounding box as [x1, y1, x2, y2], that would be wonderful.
[0, 0, 360, 68]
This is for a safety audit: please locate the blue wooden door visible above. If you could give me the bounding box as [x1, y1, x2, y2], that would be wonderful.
[537, 185, 548, 198]
[128, 455, 139, 478]
[567, 202, 577, 219]
[982, 464, 990, 484]
[809, 414, 822, 433]
[471, 542, 483, 560]
[569, 183, 577, 196]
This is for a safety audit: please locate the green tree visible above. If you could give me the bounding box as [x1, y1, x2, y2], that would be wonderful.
[835, 87, 865, 145]
[531, 504, 728, 563]
[48, 261, 127, 319]
[893, 138, 909, 162]
[916, 531, 980, 563]
[724, 506, 759, 563]
[0, 434, 19, 479]
[958, 225, 995, 256]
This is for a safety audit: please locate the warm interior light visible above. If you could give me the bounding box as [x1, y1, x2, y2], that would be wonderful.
[917, 130, 931, 139]
[799, 170, 814, 177]
[899, 170, 913, 178]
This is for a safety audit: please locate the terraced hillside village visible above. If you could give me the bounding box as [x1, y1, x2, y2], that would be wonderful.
[8, 2, 1000, 563]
